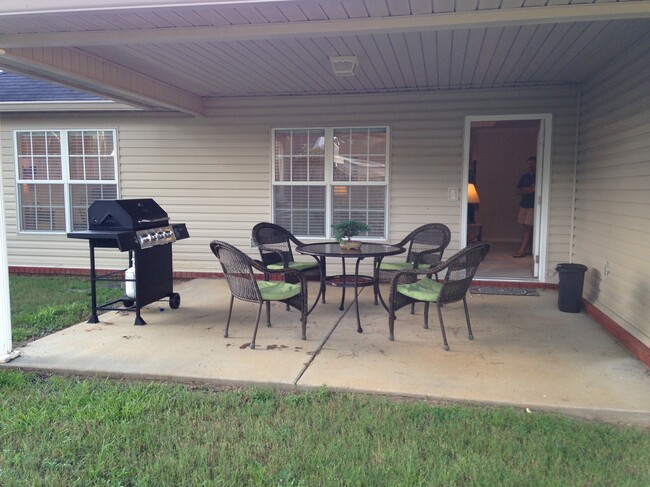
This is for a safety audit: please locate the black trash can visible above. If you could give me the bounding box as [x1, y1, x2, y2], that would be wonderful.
[556, 263, 588, 313]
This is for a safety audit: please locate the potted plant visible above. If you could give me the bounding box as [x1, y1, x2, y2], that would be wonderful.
[331, 220, 370, 250]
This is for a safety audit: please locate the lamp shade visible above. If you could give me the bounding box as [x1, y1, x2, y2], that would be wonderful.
[467, 183, 480, 204]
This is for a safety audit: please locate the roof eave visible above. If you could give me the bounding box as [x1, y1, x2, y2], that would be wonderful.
[0, 100, 142, 112]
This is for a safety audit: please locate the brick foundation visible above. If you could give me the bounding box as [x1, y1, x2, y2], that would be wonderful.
[471, 280, 557, 290]
[583, 300, 650, 368]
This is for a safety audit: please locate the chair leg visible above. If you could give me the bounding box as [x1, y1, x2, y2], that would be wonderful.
[423, 302, 429, 329]
[266, 301, 272, 327]
[301, 313, 307, 340]
[282, 274, 291, 311]
[339, 257, 346, 311]
[374, 281, 380, 305]
[224, 295, 234, 338]
[436, 304, 450, 351]
[388, 311, 396, 341]
[321, 259, 327, 304]
[463, 297, 474, 340]
[410, 303, 415, 314]
[251, 302, 263, 350]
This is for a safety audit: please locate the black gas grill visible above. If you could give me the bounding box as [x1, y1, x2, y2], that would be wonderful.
[67, 198, 189, 325]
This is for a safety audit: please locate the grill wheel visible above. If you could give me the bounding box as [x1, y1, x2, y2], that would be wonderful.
[169, 293, 181, 309]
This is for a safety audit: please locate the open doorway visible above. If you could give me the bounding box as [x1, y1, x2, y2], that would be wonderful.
[463, 116, 550, 281]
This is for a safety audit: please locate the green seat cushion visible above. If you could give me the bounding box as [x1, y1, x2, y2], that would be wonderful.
[379, 261, 415, 271]
[267, 261, 318, 271]
[258, 280, 302, 301]
[397, 277, 442, 302]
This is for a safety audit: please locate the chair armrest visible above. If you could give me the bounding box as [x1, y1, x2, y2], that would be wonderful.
[389, 260, 448, 287]
[411, 249, 443, 268]
[393, 235, 411, 249]
[265, 247, 320, 268]
[394, 224, 428, 248]
[258, 247, 292, 269]
[250, 259, 307, 288]
[287, 237, 322, 265]
[289, 234, 306, 248]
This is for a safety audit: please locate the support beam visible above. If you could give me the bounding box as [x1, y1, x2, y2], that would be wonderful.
[0, 3, 649, 48]
[0, 0, 298, 15]
[0, 151, 20, 364]
[0, 47, 204, 116]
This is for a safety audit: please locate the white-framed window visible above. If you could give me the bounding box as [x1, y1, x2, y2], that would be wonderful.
[14, 129, 118, 232]
[272, 127, 389, 239]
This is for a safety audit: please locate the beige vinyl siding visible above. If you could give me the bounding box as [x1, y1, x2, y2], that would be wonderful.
[1, 85, 578, 278]
[0, 120, 123, 271]
[212, 86, 578, 277]
[576, 35, 650, 348]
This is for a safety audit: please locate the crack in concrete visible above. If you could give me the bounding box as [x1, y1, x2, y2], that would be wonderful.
[292, 290, 359, 385]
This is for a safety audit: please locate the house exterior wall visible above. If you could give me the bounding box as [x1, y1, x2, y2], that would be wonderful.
[1, 85, 579, 279]
[576, 35, 650, 348]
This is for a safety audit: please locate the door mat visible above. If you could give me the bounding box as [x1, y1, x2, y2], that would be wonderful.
[470, 286, 539, 296]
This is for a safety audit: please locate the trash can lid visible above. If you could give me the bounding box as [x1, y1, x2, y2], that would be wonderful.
[555, 263, 588, 272]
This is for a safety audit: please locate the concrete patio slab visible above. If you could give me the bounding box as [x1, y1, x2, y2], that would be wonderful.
[7, 279, 328, 386]
[4, 278, 650, 427]
[299, 289, 650, 425]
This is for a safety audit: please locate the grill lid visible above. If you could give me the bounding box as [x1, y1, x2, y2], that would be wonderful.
[88, 199, 169, 231]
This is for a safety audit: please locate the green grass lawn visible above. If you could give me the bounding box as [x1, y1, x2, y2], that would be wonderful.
[1, 371, 649, 486]
[3, 275, 650, 485]
[9, 274, 124, 343]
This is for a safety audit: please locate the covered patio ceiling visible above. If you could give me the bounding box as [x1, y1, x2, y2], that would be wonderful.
[1, 0, 650, 115]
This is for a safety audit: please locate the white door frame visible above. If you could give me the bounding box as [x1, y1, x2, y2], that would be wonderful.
[461, 113, 553, 283]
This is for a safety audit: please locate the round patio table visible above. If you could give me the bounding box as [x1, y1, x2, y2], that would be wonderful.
[297, 242, 405, 333]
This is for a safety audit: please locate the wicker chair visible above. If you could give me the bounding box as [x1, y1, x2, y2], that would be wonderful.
[210, 240, 308, 350]
[373, 223, 451, 307]
[387, 242, 490, 351]
[251, 222, 324, 306]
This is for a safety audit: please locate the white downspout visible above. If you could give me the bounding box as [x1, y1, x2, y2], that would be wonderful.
[0, 141, 20, 363]
[569, 85, 582, 263]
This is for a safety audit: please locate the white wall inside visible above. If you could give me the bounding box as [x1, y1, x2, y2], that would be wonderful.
[471, 122, 539, 242]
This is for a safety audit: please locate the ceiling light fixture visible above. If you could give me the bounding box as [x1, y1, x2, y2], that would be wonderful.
[330, 56, 358, 76]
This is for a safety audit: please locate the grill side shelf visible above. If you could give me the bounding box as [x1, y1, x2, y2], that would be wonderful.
[67, 231, 139, 251]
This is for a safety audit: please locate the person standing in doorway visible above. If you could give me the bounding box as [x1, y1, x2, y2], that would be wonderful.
[513, 156, 536, 258]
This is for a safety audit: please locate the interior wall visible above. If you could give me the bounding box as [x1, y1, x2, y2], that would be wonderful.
[472, 125, 538, 242]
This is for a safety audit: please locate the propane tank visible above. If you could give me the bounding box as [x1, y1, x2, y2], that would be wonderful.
[125, 266, 136, 299]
